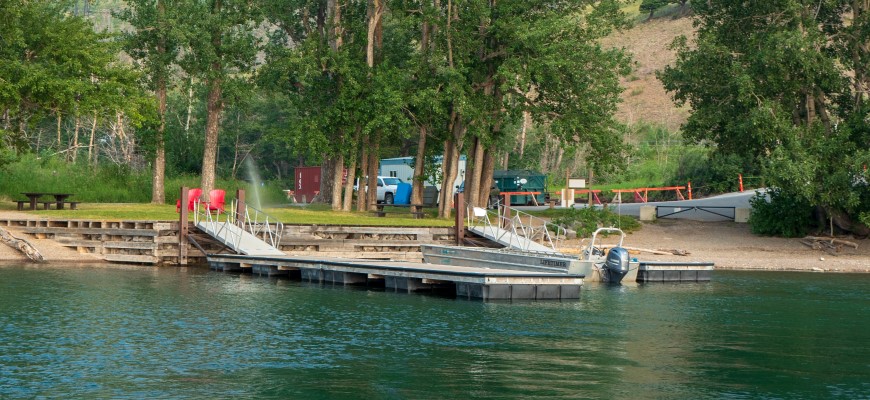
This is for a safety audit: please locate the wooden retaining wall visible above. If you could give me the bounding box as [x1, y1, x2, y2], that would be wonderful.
[0, 218, 456, 265]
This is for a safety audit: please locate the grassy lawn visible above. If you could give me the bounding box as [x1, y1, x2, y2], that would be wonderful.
[0, 201, 454, 227]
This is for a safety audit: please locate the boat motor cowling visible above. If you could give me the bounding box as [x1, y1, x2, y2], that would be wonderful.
[605, 247, 630, 275]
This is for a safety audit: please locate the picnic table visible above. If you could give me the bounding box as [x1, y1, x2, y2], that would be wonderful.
[17, 192, 78, 210]
[371, 203, 426, 219]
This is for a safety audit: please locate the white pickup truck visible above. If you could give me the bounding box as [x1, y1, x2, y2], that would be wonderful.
[356, 176, 404, 204]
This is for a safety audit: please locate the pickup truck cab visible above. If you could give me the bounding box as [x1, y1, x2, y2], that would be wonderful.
[356, 176, 404, 204]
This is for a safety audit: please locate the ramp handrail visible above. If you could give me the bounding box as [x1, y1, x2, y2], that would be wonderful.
[233, 200, 284, 248]
[193, 200, 244, 249]
[466, 204, 567, 252]
[192, 200, 284, 250]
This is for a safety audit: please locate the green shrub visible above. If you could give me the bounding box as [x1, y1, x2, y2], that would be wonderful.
[0, 154, 289, 206]
[668, 150, 755, 196]
[749, 188, 815, 237]
[551, 207, 640, 238]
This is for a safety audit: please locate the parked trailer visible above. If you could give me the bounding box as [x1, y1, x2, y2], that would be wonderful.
[379, 156, 467, 195]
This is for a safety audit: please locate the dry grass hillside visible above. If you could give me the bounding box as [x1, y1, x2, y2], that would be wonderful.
[602, 14, 696, 132]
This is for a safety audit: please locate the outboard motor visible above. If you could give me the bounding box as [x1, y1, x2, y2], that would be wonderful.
[604, 247, 631, 284]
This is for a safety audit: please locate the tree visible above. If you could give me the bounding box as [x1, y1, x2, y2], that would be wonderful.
[639, 0, 671, 21]
[660, 0, 870, 235]
[452, 0, 632, 211]
[0, 1, 140, 165]
[118, 0, 182, 204]
[178, 0, 261, 198]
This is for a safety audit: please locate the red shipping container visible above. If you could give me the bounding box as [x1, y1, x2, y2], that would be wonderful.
[293, 166, 348, 203]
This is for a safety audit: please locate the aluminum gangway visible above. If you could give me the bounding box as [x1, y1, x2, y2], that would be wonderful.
[465, 205, 567, 254]
[193, 200, 285, 256]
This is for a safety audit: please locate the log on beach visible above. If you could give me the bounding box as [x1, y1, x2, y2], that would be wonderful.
[0, 227, 44, 262]
[804, 236, 859, 249]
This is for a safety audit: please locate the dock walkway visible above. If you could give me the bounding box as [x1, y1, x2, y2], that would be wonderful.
[195, 219, 285, 256]
[207, 253, 584, 301]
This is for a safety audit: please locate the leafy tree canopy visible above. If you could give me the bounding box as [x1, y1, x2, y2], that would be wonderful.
[660, 0, 870, 235]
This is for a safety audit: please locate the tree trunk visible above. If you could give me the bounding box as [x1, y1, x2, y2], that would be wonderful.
[317, 155, 337, 204]
[356, 140, 370, 211]
[56, 111, 62, 149]
[201, 0, 223, 200]
[71, 113, 80, 163]
[411, 125, 427, 205]
[466, 137, 484, 207]
[366, 139, 380, 206]
[151, 0, 167, 204]
[439, 111, 465, 218]
[342, 127, 360, 211]
[519, 110, 530, 157]
[439, 139, 459, 218]
[366, 0, 383, 69]
[478, 148, 495, 207]
[201, 74, 222, 199]
[331, 154, 344, 209]
[88, 111, 97, 165]
[185, 80, 193, 135]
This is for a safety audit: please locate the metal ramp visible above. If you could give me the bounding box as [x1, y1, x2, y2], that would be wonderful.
[194, 201, 285, 256]
[465, 205, 566, 254]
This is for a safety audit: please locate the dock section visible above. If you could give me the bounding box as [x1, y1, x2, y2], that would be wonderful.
[206, 254, 584, 301]
[637, 261, 714, 282]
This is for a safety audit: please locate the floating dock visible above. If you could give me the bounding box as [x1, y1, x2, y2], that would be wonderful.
[421, 244, 714, 284]
[206, 254, 584, 301]
[637, 261, 714, 282]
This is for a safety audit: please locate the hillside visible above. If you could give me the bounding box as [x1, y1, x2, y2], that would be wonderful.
[602, 15, 696, 132]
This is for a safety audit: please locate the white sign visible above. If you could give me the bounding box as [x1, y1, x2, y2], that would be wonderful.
[568, 178, 586, 189]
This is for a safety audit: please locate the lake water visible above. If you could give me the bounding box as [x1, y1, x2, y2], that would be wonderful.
[0, 265, 867, 399]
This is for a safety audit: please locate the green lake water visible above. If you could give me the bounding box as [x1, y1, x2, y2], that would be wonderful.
[0, 265, 867, 399]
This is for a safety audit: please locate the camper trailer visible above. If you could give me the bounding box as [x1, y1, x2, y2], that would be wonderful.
[379, 156, 466, 194]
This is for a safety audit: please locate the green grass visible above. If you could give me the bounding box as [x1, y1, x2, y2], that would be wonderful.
[0, 201, 453, 227]
[0, 155, 452, 226]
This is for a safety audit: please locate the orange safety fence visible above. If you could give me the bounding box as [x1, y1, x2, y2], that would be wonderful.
[500, 191, 542, 206]
[573, 189, 603, 205]
[610, 186, 687, 203]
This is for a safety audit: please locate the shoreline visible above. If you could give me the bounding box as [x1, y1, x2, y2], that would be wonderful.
[1, 212, 867, 273]
[619, 219, 870, 273]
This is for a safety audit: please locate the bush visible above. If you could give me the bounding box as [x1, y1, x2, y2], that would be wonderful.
[551, 207, 640, 238]
[749, 188, 815, 237]
[0, 154, 288, 206]
[668, 150, 756, 196]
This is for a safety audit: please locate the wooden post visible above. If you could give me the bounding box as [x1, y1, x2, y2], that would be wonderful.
[454, 192, 465, 245]
[502, 192, 511, 229]
[738, 174, 744, 192]
[179, 186, 188, 265]
[587, 168, 594, 207]
[235, 189, 246, 227]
